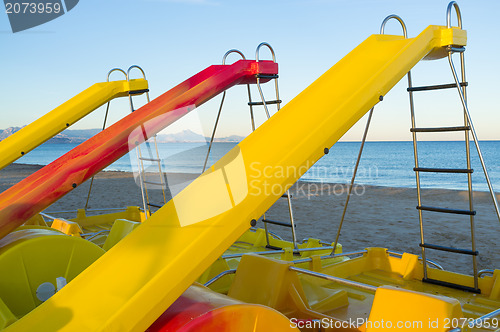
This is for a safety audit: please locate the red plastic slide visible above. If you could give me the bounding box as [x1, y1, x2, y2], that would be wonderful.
[0, 60, 278, 239]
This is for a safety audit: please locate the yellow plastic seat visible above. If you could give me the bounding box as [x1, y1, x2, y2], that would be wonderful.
[102, 219, 141, 251]
[228, 254, 348, 321]
[364, 286, 463, 331]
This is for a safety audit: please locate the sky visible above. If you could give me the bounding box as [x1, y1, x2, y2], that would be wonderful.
[1, 0, 499, 141]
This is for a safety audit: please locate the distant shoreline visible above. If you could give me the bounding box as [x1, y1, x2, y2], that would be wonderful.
[5, 163, 499, 195]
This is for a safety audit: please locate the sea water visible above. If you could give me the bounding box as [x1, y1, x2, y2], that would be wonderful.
[12, 141, 500, 192]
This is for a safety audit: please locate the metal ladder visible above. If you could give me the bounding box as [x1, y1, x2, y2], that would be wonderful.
[202, 44, 298, 251]
[127, 66, 167, 217]
[250, 43, 298, 251]
[408, 2, 500, 293]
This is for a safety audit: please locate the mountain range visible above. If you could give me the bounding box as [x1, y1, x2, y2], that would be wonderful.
[0, 127, 244, 144]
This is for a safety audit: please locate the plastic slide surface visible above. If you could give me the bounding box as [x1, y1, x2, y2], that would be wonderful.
[0, 79, 148, 171]
[0, 60, 278, 239]
[6, 25, 466, 331]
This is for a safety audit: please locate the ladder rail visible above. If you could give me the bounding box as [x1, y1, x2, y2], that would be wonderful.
[255, 42, 298, 251]
[152, 137, 167, 205]
[139, 135, 168, 201]
[201, 48, 288, 249]
[137, 130, 168, 214]
[408, 68, 429, 279]
[249, 83, 275, 250]
[382, 14, 431, 280]
[246, 81, 274, 247]
[129, 98, 149, 216]
[247, 84, 257, 132]
[255, 42, 278, 119]
[409, 50, 481, 289]
[127, 65, 167, 216]
[405, 3, 493, 292]
[202, 44, 298, 250]
[85, 68, 128, 210]
[455, 48, 479, 290]
[448, 51, 500, 224]
[381, 15, 433, 279]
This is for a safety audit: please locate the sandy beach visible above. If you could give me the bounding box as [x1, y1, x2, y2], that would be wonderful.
[1, 163, 499, 274]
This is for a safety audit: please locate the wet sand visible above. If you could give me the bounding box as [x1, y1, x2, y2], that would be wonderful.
[1, 163, 499, 273]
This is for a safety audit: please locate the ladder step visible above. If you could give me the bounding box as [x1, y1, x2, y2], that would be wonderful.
[419, 243, 478, 256]
[407, 82, 467, 92]
[417, 205, 476, 216]
[147, 203, 163, 208]
[413, 167, 473, 174]
[256, 74, 278, 79]
[447, 46, 466, 53]
[139, 157, 161, 162]
[423, 278, 480, 294]
[129, 89, 150, 95]
[410, 126, 470, 133]
[262, 219, 295, 228]
[248, 99, 282, 106]
[143, 180, 164, 186]
[265, 244, 283, 250]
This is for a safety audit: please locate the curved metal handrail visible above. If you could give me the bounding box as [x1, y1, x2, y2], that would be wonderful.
[293, 250, 366, 264]
[267, 230, 284, 241]
[87, 67, 128, 209]
[468, 308, 500, 329]
[478, 269, 495, 277]
[256, 42, 276, 63]
[222, 49, 246, 65]
[422, 258, 444, 271]
[204, 269, 237, 287]
[447, 1, 462, 29]
[106, 68, 127, 82]
[290, 266, 377, 292]
[380, 14, 407, 38]
[44, 207, 130, 215]
[82, 229, 110, 241]
[126, 65, 147, 81]
[125, 65, 159, 216]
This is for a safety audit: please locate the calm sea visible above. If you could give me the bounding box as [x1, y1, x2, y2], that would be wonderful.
[13, 141, 500, 192]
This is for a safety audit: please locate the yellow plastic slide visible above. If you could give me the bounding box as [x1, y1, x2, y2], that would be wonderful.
[7, 25, 466, 331]
[0, 79, 148, 171]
